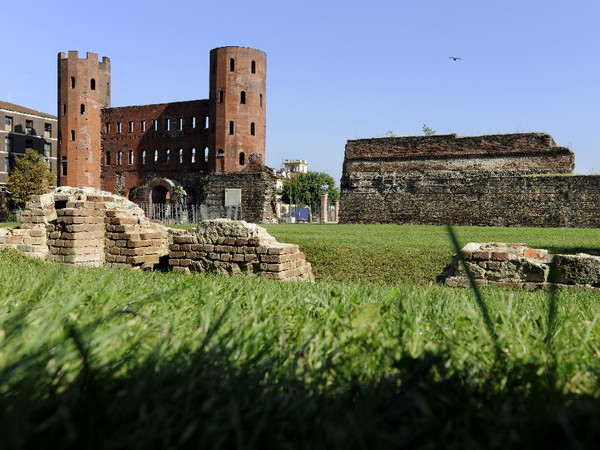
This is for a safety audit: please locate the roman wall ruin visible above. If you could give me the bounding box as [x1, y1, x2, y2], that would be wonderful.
[340, 133, 600, 227]
[0, 187, 311, 281]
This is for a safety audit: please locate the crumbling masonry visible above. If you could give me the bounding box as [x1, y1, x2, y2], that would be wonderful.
[0, 187, 313, 282]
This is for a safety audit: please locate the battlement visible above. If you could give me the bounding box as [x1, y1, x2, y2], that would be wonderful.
[58, 51, 109, 66]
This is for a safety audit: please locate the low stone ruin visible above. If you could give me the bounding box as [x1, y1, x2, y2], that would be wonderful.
[438, 242, 600, 289]
[170, 220, 314, 281]
[0, 187, 314, 282]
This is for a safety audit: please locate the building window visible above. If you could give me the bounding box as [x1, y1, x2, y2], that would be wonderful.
[178, 117, 183, 130]
[204, 116, 209, 129]
[204, 147, 208, 161]
[251, 60, 256, 74]
[5, 157, 10, 173]
[44, 142, 51, 157]
[80, 103, 86, 115]
[117, 151, 122, 166]
[71, 130, 75, 141]
[217, 149, 224, 157]
[230, 58, 235, 71]
[191, 148, 196, 163]
[128, 121, 134, 133]
[4, 116, 12, 132]
[25, 140, 33, 151]
[117, 122, 122, 134]
[154, 150, 158, 163]
[178, 148, 183, 163]
[219, 90, 224, 103]
[61, 156, 67, 176]
[240, 91, 246, 104]
[165, 149, 170, 163]
[91, 79, 96, 90]
[142, 150, 146, 165]
[26, 120, 33, 135]
[239, 152, 245, 166]
[70, 77, 75, 89]
[44, 123, 52, 138]
[229, 121, 234, 135]
[153, 119, 158, 131]
[5, 137, 12, 152]
[106, 151, 111, 165]
[250, 122, 255, 136]
[63, 105, 67, 116]
[129, 150, 134, 165]
[260, 94, 263, 107]
[141, 120, 146, 132]
[105, 123, 110, 133]
[191, 117, 196, 129]
[165, 118, 170, 131]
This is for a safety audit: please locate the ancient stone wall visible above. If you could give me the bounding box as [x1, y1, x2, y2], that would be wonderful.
[0, 188, 310, 281]
[201, 156, 277, 223]
[340, 172, 600, 227]
[438, 242, 600, 290]
[340, 133, 600, 228]
[169, 220, 313, 282]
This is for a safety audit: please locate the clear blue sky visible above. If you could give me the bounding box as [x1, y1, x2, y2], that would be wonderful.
[3, 0, 599, 183]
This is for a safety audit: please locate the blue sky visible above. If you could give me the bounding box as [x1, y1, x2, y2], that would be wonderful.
[3, 0, 599, 183]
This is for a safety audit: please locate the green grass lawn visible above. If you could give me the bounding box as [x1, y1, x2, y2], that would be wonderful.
[263, 223, 600, 284]
[2, 224, 600, 448]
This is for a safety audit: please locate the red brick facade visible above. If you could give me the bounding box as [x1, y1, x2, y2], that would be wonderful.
[57, 47, 271, 220]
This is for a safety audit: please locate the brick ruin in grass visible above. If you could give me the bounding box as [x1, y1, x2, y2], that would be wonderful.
[0, 187, 314, 282]
[438, 242, 600, 290]
[169, 220, 314, 281]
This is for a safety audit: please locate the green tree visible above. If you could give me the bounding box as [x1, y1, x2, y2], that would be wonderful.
[6, 149, 56, 207]
[422, 123, 436, 136]
[280, 171, 339, 213]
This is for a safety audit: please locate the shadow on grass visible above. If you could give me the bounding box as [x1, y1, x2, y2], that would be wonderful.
[2, 323, 600, 450]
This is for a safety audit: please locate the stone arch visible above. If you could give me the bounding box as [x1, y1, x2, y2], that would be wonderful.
[147, 178, 181, 205]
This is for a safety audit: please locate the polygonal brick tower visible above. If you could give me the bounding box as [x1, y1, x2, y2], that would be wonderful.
[208, 47, 266, 173]
[57, 51, 110, 188]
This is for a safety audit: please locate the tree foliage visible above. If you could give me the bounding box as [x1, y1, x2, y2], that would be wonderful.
[280, 171, 339, 212]
[6, 149, 56, 207]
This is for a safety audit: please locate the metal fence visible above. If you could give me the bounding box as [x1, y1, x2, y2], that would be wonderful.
[138, 203, 242, 224]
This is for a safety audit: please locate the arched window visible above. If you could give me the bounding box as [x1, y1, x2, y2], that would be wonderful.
[61, 156, 67, 176]
[70, 77, 75, 89]
[230, 58, 235, 71]
[142, 150, 146, 165]
[117, 151, 122, 166]
[106, 151, 111, 165]
[251, 60, 256, 74]
[219, 90, 224, 103]
[129, 150, 134, 165]
[91, 78, 96, 90]
[154, 150, 158, 163]
[178, 148, 183, 163]
[165, 149, 170, 163]
[191, 148, 196, 163]
[80, 103, 85, 115]
[239, 152, 245, 166]
[250, 122, 255, 136]
[240, 91, 246, 104]
[229, 121, 234, 135]
[204, 147, 208, 161]
[217, 149, 224, 157]
[70, 130, 75, 141]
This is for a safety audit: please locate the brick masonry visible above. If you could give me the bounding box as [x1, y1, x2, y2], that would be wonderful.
[340, 133, 600, 227]
[438, 242, 600, 290]
[0, 187, 312, 281]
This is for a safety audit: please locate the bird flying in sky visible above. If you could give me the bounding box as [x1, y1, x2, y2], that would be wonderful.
[449, 56, 461, 61]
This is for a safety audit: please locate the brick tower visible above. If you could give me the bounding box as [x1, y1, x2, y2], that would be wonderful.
[57, 51, 110, 188]
[208, 47, 266, 173]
